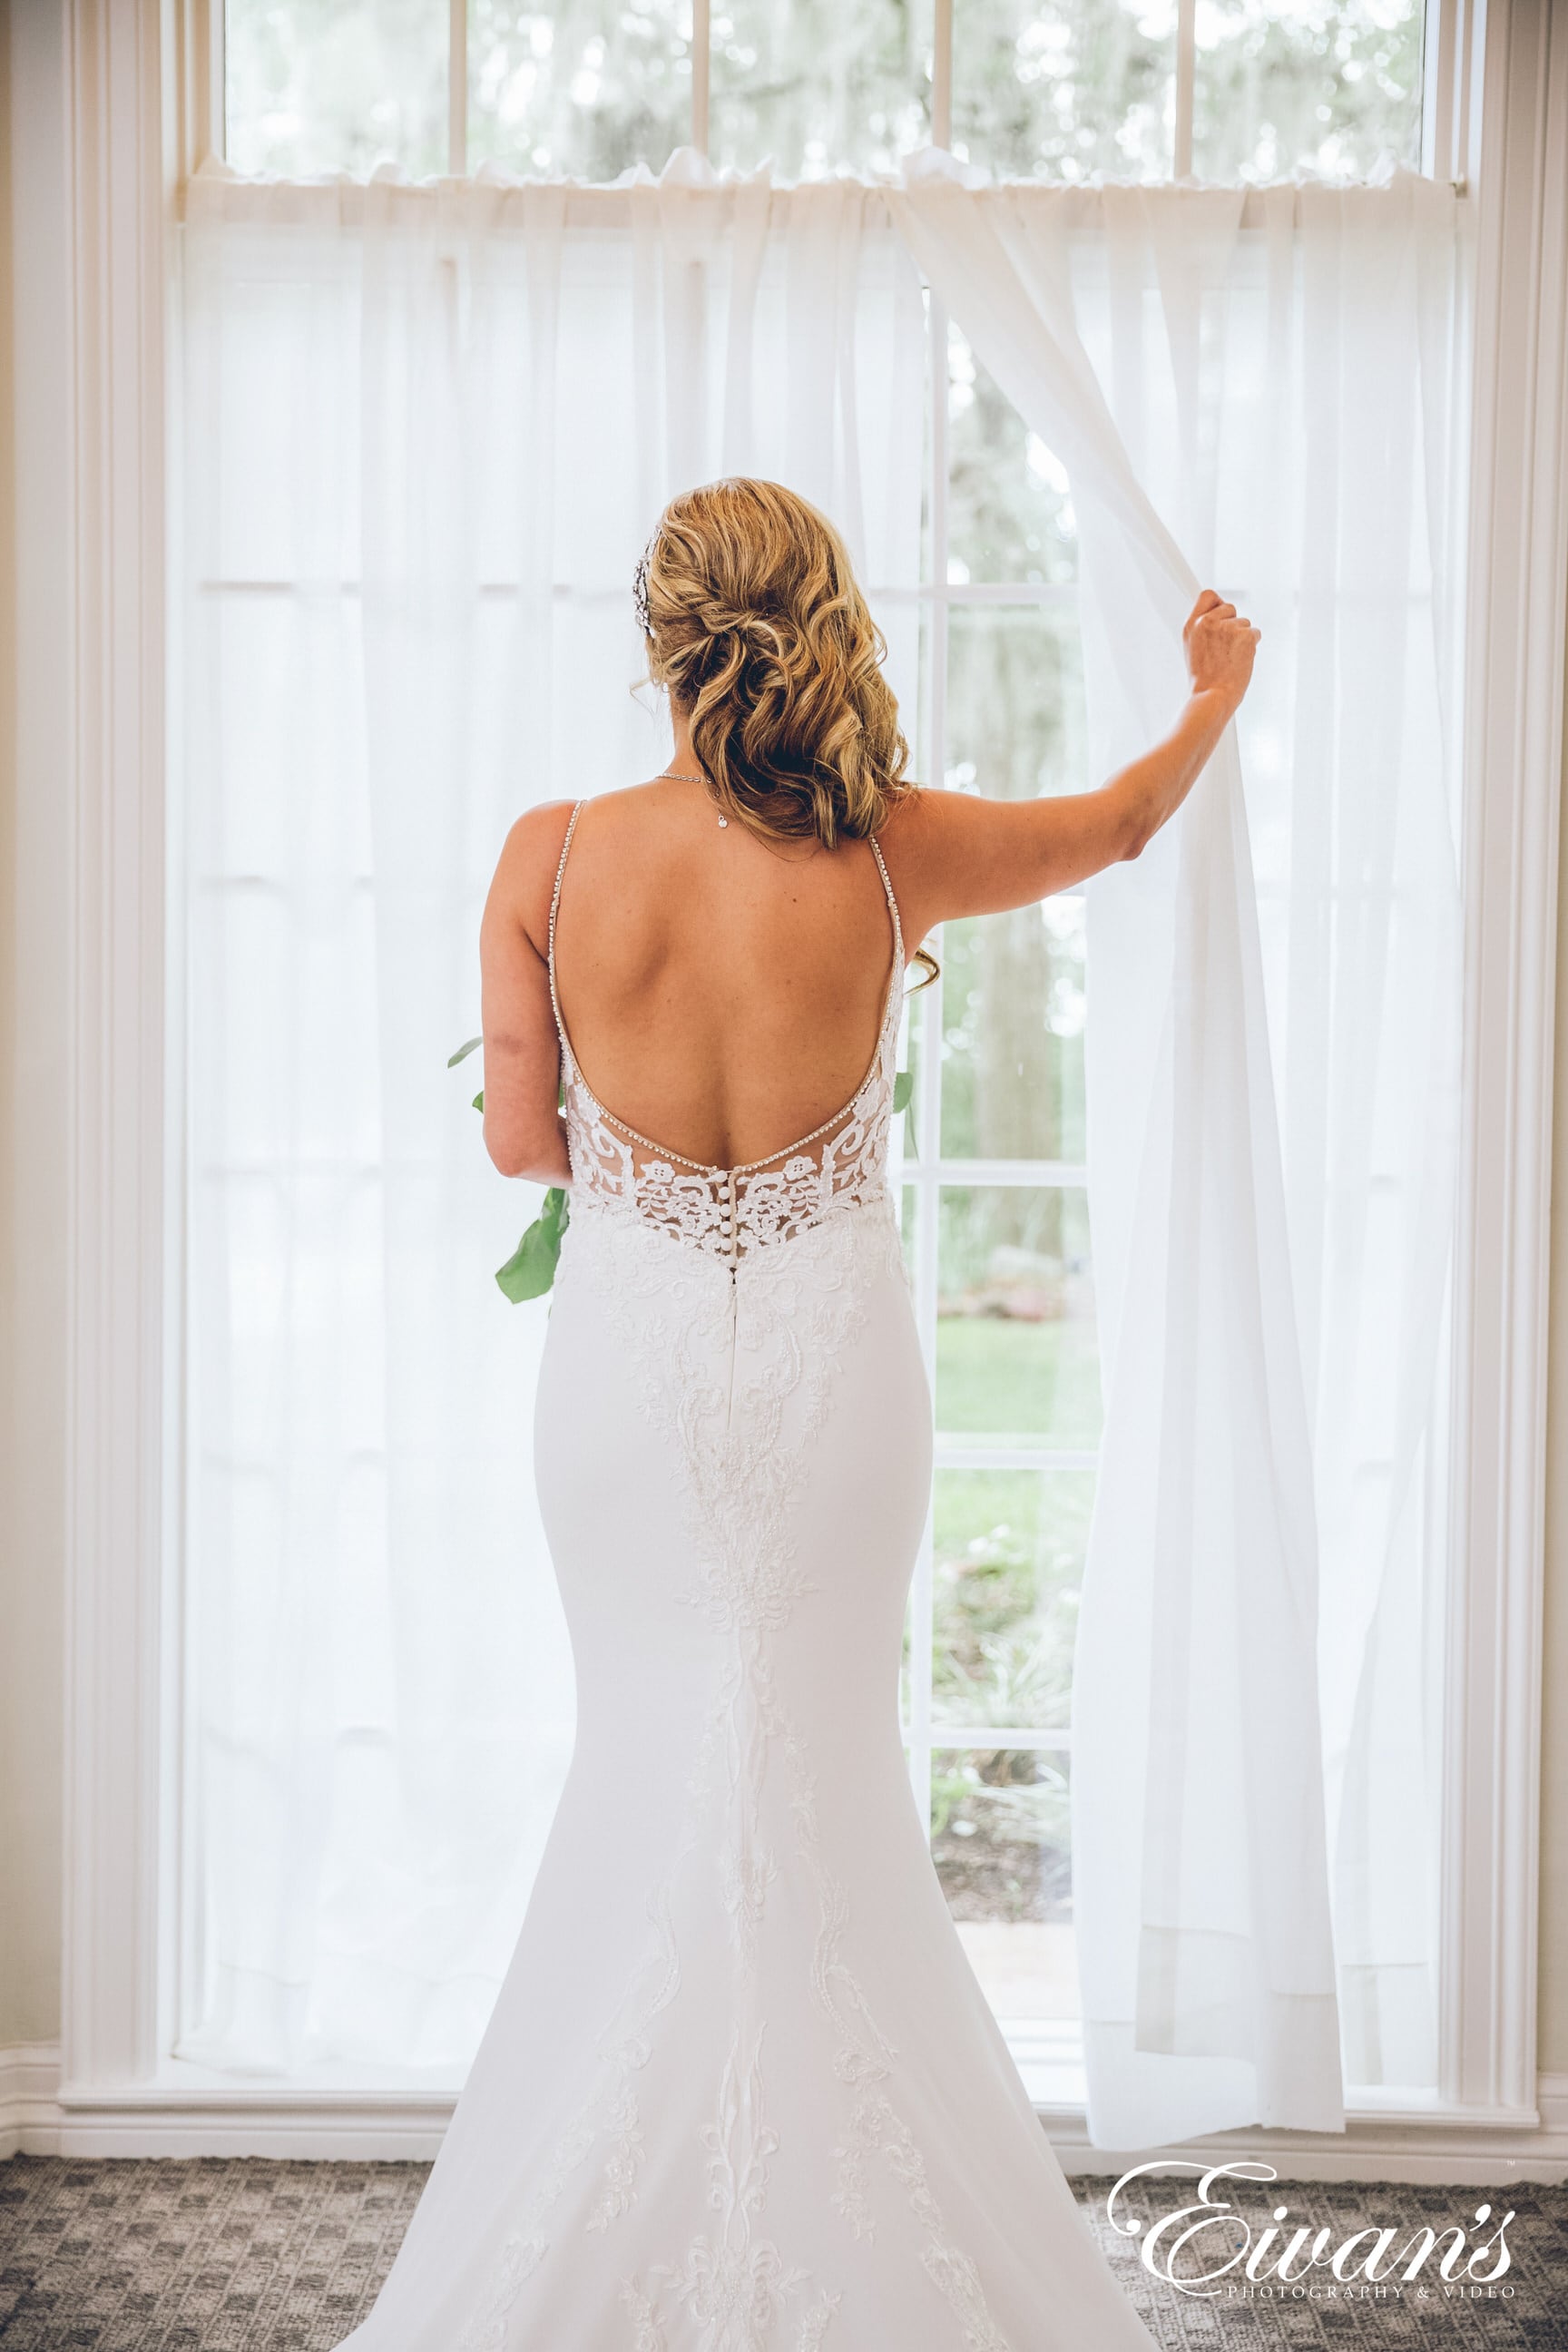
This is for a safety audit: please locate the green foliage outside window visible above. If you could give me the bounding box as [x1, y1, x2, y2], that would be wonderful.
[225, 0, 1426, 188]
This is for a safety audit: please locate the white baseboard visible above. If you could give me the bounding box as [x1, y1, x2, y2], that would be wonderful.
[4, 2046, 1567, 2180]
[0, 2043, 67, 2161]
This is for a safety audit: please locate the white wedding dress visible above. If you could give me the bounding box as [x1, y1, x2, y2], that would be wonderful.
[336, 805, 1161, 2351]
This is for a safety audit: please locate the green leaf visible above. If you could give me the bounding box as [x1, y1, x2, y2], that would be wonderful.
[472, 1090, 484, 1112]
[448, 1034, 483, 1068]
[496, 1185, 571, 1303]
[893, 1067, 917, 1160]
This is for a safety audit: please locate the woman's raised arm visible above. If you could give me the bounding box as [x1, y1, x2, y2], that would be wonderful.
[880, 589, 1260, 944]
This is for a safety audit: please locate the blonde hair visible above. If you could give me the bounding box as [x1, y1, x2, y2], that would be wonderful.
[635, 478, 915, 853]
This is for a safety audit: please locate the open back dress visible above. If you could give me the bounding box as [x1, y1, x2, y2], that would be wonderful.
[334, 799, 1161, 2351]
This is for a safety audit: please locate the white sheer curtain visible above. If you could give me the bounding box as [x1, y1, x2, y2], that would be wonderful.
[177, 156, 922, 2078]
[894, 156, 1464, 2145]
[177, 149, 1463, 2150]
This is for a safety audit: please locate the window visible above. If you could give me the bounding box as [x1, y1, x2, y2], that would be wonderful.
[223, 0, 1428, 185]
[898, 320, 1096, 2072]
[179, 0, 1458, 2100]
[55, 0, 1562, 2171]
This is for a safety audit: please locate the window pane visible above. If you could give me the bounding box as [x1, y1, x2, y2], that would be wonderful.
[889, 1007, 923, 1193]
[951, 0, 1175, 183]
[940, 603, 1091, 1159]
[897, 1179, 920, 1334]
[710, 0, 933, 178]
[946, 603, 1088, 801]
[947, 330, 1078, 587]
[897, 1181, 923, 1729]
[936, 1187, 1100, 1442]
[933, 1468, 1092, 1730]
[933, 1747, 1071, 1920]
[225, 0, 448, 177]
[1192, 0, 1426, 183]
[470, 0, 692, 179]
[933, 1748, 1078, 2019]
[939, 899, 1085, 1162]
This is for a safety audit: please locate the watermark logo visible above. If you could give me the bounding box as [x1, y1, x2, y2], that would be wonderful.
[1102, 2161, 1517, 2303]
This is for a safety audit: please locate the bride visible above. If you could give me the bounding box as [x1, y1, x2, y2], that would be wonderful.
[337, 478, 1258, 2351]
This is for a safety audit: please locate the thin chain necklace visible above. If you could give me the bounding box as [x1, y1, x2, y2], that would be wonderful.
[659, 765, 727, 825]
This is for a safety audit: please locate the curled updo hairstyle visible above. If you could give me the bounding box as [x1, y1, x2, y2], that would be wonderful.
[635, 478, 915, 853]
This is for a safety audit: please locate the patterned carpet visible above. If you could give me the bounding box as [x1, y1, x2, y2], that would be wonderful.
[0, 2155, 1562, 2347]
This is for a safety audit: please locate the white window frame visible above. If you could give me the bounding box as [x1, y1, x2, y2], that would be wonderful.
[43, 0, 1568, 2177]
[218, 0, 1461, 188]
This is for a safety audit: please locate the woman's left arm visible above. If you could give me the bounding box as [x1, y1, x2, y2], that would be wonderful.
[477, 801, 576, 1184]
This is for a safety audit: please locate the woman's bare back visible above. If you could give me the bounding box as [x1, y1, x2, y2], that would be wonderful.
[544, 779, 901, 1172]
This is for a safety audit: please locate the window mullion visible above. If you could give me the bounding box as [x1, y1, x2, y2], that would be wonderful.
[692, 0, 711, 156]
[177, 0, 226, 175]
[1421, 0, 1478, 188]
[933, 0, 954, 149]
[447, 0, 467, 175]
[1173, 0, 1195, 178]
[908, 295, 951, 1849]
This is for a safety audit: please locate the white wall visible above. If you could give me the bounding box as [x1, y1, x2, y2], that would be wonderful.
[0, 0, 68, 2057]
[1542, 671, 1568, 2082]
[0, 0, 1564, 2096]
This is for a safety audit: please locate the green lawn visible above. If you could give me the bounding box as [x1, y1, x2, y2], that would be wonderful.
[934, 1310, 1102, 1444]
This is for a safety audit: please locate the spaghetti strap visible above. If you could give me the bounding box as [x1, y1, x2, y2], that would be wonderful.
[546, 799, 585, 1075]
[867, 829, 904, 978]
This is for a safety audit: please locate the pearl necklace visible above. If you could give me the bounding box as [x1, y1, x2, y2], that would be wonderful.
[659, 766, 727, 825]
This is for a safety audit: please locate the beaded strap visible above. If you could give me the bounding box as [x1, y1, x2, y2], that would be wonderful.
[546, 799, 585, 1074]
[867, 830, 904, 976]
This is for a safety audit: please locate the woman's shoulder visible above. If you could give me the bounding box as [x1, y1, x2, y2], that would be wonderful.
[875, 779, 961, 857]
[502, 779, 683, 861]
[873, 782, 969, 948]
[495, 798, 579, 957]
[497, 782, 683, 955]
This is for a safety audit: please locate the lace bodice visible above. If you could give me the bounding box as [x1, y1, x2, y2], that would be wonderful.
[546, 799, 906, 1266]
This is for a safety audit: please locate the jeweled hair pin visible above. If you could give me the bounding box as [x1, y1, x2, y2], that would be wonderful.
[632, 542, 654, 640]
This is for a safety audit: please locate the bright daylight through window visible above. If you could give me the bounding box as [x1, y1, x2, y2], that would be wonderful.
[224, 0, 1426, 183]
[193, 0, 1442, 2097]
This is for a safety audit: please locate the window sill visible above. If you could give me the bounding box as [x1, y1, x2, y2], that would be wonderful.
[5, 2043, 1561, 2181]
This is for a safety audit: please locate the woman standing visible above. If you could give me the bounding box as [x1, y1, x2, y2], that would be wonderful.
[337, 476, 1257, 2350]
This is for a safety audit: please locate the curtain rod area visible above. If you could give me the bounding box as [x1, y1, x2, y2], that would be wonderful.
[177, 166, 1468, 232]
